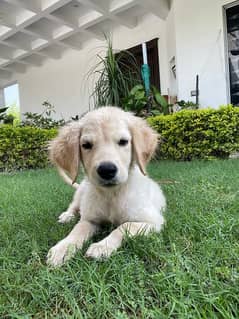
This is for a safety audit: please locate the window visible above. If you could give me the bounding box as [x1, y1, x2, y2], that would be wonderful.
[3, 83, 20, 108]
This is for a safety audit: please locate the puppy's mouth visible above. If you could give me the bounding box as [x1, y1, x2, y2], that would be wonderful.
[98, 179, 119, 187]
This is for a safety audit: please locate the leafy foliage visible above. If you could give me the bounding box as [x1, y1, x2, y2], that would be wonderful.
[6, 103, 21, 125]
[90, 37, 140, 107]
[148, 105, 239, 160]
[0, 106, 8, 117]
[22, 101, 65, 129]
[0, 106, 10, 123]
[1, 103, 21, 125]
[177, 100, 199, 110]
[122, 84, 148, 113]
[0, 125, 57, 171]
[2, 114, 14, 125]
[22, 112, 65, 129]
[122, 84, 169, 116]
[151, 85, 169, 115]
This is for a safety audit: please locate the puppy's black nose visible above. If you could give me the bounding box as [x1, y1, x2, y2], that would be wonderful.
[97, 162, 118, 180]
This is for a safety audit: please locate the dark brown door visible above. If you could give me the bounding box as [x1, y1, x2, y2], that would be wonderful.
[126, 38, 161, 90]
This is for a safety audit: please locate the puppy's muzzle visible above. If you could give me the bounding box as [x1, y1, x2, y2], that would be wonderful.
[97, 162, 118, 181]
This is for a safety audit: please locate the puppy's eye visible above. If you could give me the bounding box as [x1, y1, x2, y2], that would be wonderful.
[118, 139, 128, 146]
[82, 142, 93, 150]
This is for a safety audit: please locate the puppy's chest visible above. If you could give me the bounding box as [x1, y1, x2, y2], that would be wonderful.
[107, 198, 129, 224]
[82, 191, 129, 225]
[98, 196, 129, 225]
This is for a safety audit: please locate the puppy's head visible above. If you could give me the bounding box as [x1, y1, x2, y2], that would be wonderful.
[49, 107, 158, 188]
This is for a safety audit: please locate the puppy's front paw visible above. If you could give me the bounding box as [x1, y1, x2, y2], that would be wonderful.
[47, 240, 77, 267]
[58, 211, 75, 224]
[85, 240, 116, 259]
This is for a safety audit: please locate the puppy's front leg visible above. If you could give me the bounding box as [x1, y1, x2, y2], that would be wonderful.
[47, 221, 98, 267]
[58, 182, 84, 223]
[86, 222, 160, 259]
[58, 200, 80, 224]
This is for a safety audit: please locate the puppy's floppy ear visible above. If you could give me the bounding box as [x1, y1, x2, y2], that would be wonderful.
[130, 116, 158, 175]
[49, 122, 81, 183]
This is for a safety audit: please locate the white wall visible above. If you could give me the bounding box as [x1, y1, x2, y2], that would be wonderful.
[16, 13, 168, 119]
[173, 0, 233, 107]
[16, 40, 101, 119]
[165, 2, 177, 99]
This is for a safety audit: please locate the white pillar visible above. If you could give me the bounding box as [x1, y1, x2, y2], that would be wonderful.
[0, 88, 5, 107]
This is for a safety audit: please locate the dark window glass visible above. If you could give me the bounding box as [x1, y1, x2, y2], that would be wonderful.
[227, 5, 239, 105]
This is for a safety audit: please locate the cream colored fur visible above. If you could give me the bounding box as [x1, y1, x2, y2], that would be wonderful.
[47, 107, 166, 267]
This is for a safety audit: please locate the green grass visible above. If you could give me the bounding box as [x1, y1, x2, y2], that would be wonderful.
[0, 160, 238, 318]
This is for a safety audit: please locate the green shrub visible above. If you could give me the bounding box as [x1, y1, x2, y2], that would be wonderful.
[6, 103, 21, 126]
[148, 105, 239, 160]
[22, 112, 65, 129]
[21, 101, 65, 129]
[1, 106, 239, 172]
[0, 125, 57, 171]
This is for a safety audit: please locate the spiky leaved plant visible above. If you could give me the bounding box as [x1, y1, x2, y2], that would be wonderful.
[90, 37, 141, 108]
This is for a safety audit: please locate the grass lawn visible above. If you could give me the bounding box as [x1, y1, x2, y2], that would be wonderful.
[0, 160, 238, 318]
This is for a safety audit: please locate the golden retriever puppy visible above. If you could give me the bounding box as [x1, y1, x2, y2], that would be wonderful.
[47, 107, 166, 267]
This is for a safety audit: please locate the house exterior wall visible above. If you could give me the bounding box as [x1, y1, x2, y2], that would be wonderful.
[166, 3, 177, 99]
[5, 0, 237, 117]
[16, 40, 101, 119]
[173, 0, 233, 108]
[16, 13, 169, 119]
